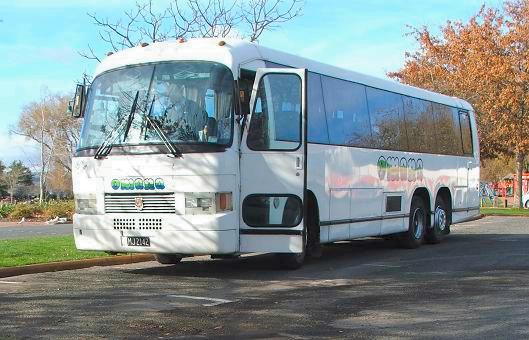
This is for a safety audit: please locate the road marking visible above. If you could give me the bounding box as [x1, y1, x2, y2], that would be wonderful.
[168, 295, 235, 306]
[0, 281, 21, 284]
[362, 263, 401, 268]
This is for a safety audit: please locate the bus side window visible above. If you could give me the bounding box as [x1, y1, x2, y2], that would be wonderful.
[366, 87, 407, 151]
[432, 103, 463, 155]
[307, 72, 329, 144]
[403, 97, 437, 153]
[458, 110, 473, 156]
[321, 75, 371, 147]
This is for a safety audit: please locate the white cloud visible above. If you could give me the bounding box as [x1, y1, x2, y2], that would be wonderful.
[0, 133, 39, 166]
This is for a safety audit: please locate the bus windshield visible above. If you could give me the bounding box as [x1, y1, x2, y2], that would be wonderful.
[78, 61, 234, 152]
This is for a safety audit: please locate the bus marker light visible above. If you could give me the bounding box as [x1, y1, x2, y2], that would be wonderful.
[216, 192, 232, 211]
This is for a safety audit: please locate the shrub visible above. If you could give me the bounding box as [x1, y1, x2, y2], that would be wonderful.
[0, 203, 15, 218]
[42, 200, 75, 220]
[9, 203, 43, 220]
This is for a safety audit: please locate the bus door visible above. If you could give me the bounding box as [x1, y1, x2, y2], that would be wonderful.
[239, 68, 307, 253]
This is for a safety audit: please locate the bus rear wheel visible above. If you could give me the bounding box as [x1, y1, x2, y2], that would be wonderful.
[425, 196, 448, 244]
[154, 254, 183, 265]
[399, 196, 426, 249]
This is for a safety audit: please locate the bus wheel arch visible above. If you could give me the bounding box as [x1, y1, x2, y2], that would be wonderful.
[278, 190, 320, 269]
[306, 190, 322, 258]
[398, 187, 431, 248]
[411, 187, 432, 228]
[435, 187, 453, 226]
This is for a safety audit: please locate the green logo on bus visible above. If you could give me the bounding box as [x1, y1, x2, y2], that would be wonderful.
[377, 156, 423, 182]
[111, 178, 165, 190]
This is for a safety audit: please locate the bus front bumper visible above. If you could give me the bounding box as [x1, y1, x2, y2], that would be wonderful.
[73, 213, 238, 255]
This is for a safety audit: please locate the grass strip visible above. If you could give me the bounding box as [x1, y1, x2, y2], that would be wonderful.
[0, 235, 108, 268]
[480, 207, 529, 216]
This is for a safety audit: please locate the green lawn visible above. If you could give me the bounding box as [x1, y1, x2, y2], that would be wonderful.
[0, 235, 108, 268]
[480, 207, 529, 216]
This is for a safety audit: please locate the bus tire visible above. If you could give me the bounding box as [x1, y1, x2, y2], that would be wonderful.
[426, 196, 448, 244]
[306, 196, 322, 258]
[154, 254, 183, 265]
[399, 196, 426, 249]
[278, 251, 305, 270]
[278, 232, 306, 270]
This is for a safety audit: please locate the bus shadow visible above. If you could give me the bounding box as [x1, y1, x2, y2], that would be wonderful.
[124, 232, 522, 280]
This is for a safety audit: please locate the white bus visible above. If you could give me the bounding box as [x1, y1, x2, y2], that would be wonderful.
[71, 38, 480, 269]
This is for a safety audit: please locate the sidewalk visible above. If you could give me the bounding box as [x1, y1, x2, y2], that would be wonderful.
[0, 220, 72, 228]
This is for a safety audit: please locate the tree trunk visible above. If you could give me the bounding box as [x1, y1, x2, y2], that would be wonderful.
[39, 141, 44, 204]
[39, 108, 45, 204]
[515, 152, 525, 209]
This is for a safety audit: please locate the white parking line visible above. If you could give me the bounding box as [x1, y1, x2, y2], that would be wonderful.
[362, 263, 401, 268]
[168, 295, 235, 306]
[0, 281, 21, 284]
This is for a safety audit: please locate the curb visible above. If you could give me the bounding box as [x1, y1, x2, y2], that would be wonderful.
[0, 254, 155, 278]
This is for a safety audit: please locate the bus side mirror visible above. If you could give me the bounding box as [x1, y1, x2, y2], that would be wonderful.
[71, 84, 87, 118]
[66, 100, 74, 115]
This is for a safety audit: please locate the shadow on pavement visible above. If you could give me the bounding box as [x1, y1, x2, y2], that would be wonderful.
[125, 233, 529, 280]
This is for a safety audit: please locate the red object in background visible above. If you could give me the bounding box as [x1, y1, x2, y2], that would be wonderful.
[489, 172, 529, 197]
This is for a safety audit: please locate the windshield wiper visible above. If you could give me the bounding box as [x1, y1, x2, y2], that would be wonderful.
[94, 91, 139, 159]
[141, 96, 183, 158]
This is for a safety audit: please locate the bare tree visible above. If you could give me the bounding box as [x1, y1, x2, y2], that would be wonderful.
[14, 92, 80, 203]
[242, 0, 303, 42]
[80, 0, 304, 61]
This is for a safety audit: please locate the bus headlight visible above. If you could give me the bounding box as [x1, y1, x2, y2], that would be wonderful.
[75, 197, 98, 215]
[185, 192, 232, 214]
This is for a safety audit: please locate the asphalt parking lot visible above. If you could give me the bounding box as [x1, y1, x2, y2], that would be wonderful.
[1, 216, 529, 339]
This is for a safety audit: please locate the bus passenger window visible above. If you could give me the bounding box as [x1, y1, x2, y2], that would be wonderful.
[321, 75, 371, 147]
[459, 110, 473, 155]
[366, 87, 406, 151]
[432, 104, 462, 155]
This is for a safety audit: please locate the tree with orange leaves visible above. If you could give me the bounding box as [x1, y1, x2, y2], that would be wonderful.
[389, 0, 529, 208]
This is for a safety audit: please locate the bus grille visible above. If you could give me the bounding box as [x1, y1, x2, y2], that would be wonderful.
[113, 218, 163, 230]
[104, 192, 176, 214]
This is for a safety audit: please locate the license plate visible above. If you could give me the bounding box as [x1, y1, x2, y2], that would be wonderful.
[127, 236, 150, 247]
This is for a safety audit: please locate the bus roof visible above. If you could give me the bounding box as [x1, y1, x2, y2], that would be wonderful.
[95, 38, 473, 111]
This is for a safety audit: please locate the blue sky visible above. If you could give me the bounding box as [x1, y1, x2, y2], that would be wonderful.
[0, 0, 503, 166]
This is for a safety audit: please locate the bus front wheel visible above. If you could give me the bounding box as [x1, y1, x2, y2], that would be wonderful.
[278, 232, 306, 270]
[154, 254, 183, 265]
[399, 196, 426, 249]
[277, 252, 305, 270]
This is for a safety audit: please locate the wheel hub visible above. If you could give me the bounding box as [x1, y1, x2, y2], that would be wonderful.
[434, 206, 447, 231]
[412, 208, 424, 239]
